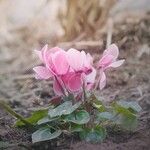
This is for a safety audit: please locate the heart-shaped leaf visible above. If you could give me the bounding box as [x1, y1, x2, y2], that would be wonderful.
[64, 110, 90, 124]
[117, 100, 142, 113]
[96, 112, 115, 122]
[113, 102, 134, 116]
[15, 109, 48, 127]
[118, 113, 138, 130]
[79, 126, 107, 142]
[32, 127, 62, 143]
[37, 116, 59, 125]
[69, 124, 83, 132]
[48, 101, 81, 118]
[113, 102, 138, 130]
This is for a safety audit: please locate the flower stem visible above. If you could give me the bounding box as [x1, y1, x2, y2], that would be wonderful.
[55, 76, 66, 96]
[0, 100, 32, 127]
[94, 71, 101, 91]
[82, 81, 87, 102]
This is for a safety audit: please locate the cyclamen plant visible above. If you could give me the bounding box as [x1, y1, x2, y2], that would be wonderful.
[33, 44, 124, 94]
[1, 44, 141, 144]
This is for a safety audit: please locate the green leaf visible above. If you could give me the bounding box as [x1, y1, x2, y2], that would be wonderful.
[118, 113, 138, 130]
[64, 110, 90, 124]
[93, 103, 105, 112]
[89, 94, 105, 112]
[113, 102, 138, 130]
[32, 127, 62, 143]
[69, 124, 83, 132]
[96, 112, 115, 122]
[48, 101, 81, 118]
[79, 126, 107, 142]
[15, 109, 48, 127]
[117, 100, 142, 113]
[113, 102, 133, 116]
[37, 116, 59, 125]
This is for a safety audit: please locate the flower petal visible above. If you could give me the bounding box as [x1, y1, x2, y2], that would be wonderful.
[33, 66, 52, 79]
[82, 51, 92, 70]
[99, 71, 106, 90]
[50, 47, 63, 54]
[86, 83, 94, 91]
[37, 45, 63, 63]
[85, 68, 96, 90]
[41, 44, 48, 61]
[67, 73, 82, 92]
[108, 59, 125, 68]
[53, 78, 64, 96]
[52, 51, 69, 75]
[67, 48, 84, 71]
[86, 67, 96, 84]
[103, 44, 119, 60]
[98, 54, 114, 69]
[34, 45, 48, 62]
[87, 53, 93, 65]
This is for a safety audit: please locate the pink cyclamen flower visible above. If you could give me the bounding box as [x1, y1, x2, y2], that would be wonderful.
[33, 45, 69, 95]
[33, 45, 95, 96]
[98, 44, 125, 90]
[34, 45, 69, 77]
[62, 49, 95, 93]
[67, 48, 92, 74]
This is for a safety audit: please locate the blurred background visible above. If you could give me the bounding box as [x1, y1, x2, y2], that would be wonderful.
[0, 0, 150, 149]
[0, 0, 149, 73]
[0, 0, 150, 114]
[0, 0, 149, 74]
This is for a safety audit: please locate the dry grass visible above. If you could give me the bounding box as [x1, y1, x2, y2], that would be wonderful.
[59, 0, 116, 41]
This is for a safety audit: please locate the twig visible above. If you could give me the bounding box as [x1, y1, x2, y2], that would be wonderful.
[106, 18, 113, 48]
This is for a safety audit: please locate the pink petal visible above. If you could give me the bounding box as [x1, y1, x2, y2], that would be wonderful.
[34, 45, 48, 62]
[85, 68, 96, 90]
[41, 46, 63, 63]
[103, 44, 119, 60]
[41, 44, 48, 61]
[82, 51, 91, 67]
[98, 54, 114, 69]
[87, 53, 93, 65]
[81, 50, 86, 59]
[67, 73, 82, 92]
[67, 48, 84, 71]
[52, 51, 69, 75]
[50, 47, 63, 54]
[33, 66, 52, 79]
[45, 57, 55, 75]
[86, 83, 94, 90]
[53, 78, 64, 96]
[43, 47, 64, 75]
[99, 71, 106, 90]
[86, 67, 96, 84]
[108, 59, 125, 68]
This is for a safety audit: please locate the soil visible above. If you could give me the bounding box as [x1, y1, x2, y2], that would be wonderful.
[0, 13, 150, 150]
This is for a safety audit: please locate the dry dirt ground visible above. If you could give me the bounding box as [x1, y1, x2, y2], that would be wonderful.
[0, 14, 150, 150]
